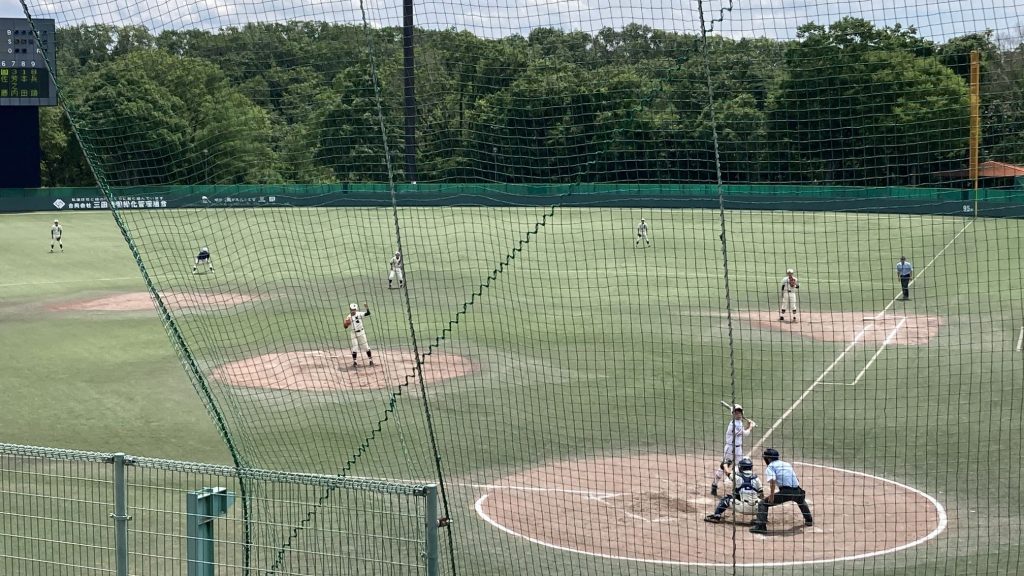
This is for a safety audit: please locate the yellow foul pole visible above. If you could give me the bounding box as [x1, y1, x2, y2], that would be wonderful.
[969, 50, 980, 216]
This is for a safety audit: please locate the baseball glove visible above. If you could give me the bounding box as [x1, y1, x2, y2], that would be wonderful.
[344, 317, 352, 329]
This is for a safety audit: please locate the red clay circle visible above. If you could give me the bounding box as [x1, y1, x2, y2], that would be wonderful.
[50, 291, 257, 312]
[211, 349, 476, 391]
[735, 311, 941, 345]
[476, 454, 945, 565]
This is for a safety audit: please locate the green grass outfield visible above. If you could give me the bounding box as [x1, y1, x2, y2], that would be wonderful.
[1, 208, 1022, 575]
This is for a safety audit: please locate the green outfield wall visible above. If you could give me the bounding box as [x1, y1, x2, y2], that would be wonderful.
[0, 183, 1020, 217]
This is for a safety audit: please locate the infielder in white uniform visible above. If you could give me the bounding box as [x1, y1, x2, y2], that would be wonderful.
[634, 218, 650, 247]
[779, 268, 799, 322]
[711, 404, 756, 496]
[50, 219, 63, 252]
[705, 458, 764, 523]
[344, 302, 374, 367]
[388, 251, 404, 288]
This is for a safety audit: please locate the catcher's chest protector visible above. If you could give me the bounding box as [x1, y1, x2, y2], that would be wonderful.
[737, 474, 760, 499]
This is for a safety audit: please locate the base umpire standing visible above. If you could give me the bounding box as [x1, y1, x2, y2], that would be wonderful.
[749, 448, 813, 534]
[896, 256, 913, 300]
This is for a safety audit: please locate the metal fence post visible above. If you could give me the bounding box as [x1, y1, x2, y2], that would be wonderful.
[187, 487, 236, 576]
[110, 453, 131, 576]
[423, 484, 439, 576]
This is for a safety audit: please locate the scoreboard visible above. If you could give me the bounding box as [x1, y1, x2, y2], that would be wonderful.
[1, 18, 56, 107]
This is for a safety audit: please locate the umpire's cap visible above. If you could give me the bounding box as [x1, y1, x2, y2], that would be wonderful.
[763, 448, 780, 463]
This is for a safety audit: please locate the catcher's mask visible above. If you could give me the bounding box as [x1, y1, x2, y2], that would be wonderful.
[738, 458, 754, 473]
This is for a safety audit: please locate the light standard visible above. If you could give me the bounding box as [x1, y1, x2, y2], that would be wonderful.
[492, 146, 497, 182]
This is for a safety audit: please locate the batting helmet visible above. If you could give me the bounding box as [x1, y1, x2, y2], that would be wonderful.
[762, 448, 780, 463]
[349, 303, 358, 311]
[738, 458, 754, 472]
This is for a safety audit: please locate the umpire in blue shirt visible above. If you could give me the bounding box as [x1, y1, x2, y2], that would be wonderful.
[896, 256, 913, 300]
[750, 448, 813, 534]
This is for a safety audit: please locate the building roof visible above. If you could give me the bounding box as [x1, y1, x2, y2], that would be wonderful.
[978, 161, 1024, 178]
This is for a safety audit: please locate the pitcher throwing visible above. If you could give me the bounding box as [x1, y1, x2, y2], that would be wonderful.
[344, 302, 374, 367]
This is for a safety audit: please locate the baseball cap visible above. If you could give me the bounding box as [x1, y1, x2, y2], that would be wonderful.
[349, 303, 358, 311]
[786, 268, 794, 274]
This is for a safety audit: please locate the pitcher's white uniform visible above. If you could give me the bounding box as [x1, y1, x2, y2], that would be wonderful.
[345, 303, 374, 366]
[348, 310, 370, 353]
[388, 251, 404, 288]
[779, 269, 799, 321]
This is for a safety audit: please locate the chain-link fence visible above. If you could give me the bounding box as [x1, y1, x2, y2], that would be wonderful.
[0, 443, 439, 576]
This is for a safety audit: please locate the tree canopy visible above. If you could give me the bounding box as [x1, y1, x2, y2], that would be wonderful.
[41, 19, 1024, 187]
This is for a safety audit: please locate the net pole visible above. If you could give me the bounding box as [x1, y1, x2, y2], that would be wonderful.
[970, 49, 980, 216]
[402, 0, 417, 182]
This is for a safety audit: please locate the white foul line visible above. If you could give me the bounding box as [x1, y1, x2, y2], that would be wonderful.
[753, 218, 973, 454]
[876, 218, 974, 318]
[750, 323, 872, 454]
[1016, 327, 1023, 352]
[849, 317, 907, 387]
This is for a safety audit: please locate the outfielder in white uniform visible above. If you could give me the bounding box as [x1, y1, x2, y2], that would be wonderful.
[705, 458, 764, 522]
[388, 251, 404, 288]
[779, 268, 799, 322]
[50, 220, 63, 252]
[345, 302, 374, 367]
[711, 404, 756, 496]
[634, 218, 650, 247]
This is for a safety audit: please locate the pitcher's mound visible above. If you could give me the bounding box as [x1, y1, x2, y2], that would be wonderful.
[51, 291, 257, 312]
[211, 349, 475, 391]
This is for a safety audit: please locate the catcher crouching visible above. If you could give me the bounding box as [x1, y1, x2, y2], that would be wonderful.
[704, 458, 763, 523]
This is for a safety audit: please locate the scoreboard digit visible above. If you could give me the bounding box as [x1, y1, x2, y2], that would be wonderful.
[1, 17, 57, 107]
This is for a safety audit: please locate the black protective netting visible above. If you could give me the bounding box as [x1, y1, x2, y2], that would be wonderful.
[15, 0, 1024, 572]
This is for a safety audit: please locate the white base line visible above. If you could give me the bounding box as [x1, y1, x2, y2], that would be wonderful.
[1016, 327, 1024, 352]
[877, 219, 975, 317]
[750, 323, 872, 453]
[849, 317, 907, 387]
[752, 218, 973, 454]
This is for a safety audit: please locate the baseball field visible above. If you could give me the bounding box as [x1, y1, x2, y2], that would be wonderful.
[1, 206, 1022, 574]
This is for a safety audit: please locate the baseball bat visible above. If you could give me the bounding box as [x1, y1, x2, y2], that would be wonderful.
[719, 400, 755, 426]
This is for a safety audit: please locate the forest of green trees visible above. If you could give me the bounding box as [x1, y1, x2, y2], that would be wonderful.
[39, 18, 1024, 187]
